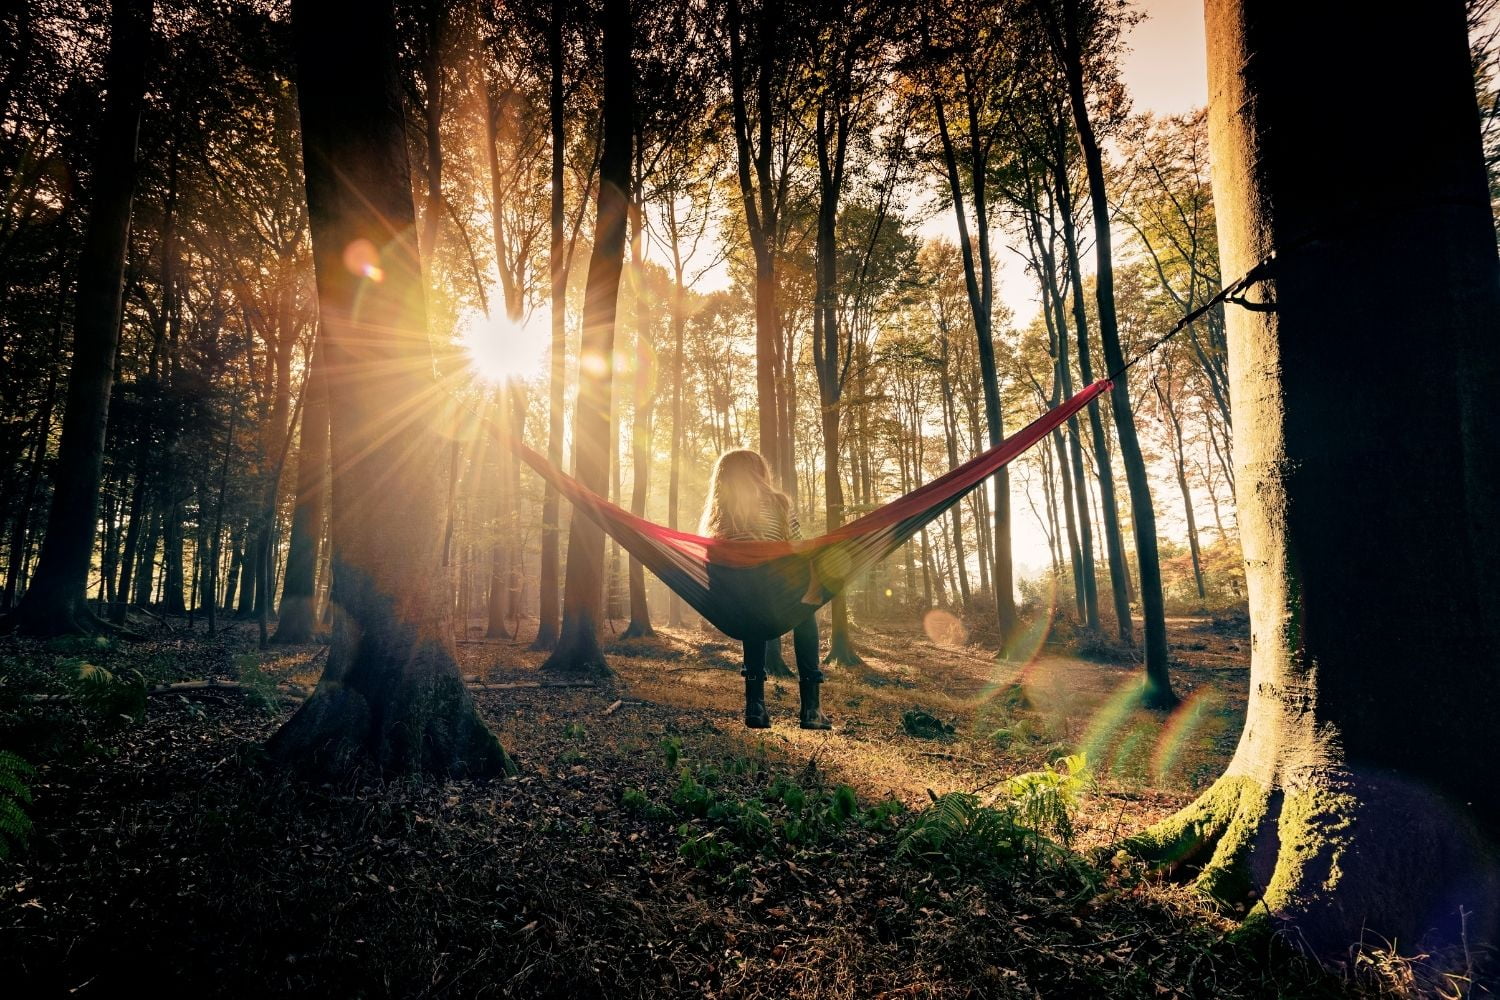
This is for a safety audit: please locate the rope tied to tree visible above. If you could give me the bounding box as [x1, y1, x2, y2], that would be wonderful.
[1107, 251, 1280, 383]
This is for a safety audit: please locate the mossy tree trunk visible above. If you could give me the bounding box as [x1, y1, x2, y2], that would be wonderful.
[268, 0, 510, 779]
[1128, 0, 1500, 956]
[540, 0, 632, 678]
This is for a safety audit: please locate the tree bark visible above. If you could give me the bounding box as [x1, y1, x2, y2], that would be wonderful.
[5, 0, 152, 636]
[532, 0, 566, 651]
[665, 207, 687, 628]
[1053, 159, 1133, 645]
[1050, 0, 1174, 706]
[1129, 0, 1500, 955]
[274, 331, 329, 643]
[929, 84, 1018, 648]
[621, 192, 654, 639]
[268, 0, 510, 779]
[725, 0, 785, 486]
[540, 0, 632, 678]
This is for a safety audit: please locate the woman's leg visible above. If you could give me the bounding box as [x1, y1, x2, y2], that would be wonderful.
[792, 615, 832, 729]
[742, 639, 771, 728]
[792, 616, 821, 682]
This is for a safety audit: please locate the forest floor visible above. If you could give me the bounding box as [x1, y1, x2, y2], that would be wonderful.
[0, 608, 1473, 998]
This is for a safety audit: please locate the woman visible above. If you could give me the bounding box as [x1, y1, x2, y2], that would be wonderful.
[700, 450, 833, 731]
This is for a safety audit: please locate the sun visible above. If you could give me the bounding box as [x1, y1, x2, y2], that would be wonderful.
[456, 305, 550, 383]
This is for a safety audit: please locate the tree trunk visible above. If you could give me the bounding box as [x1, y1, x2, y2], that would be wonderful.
[621, 195, 654, 639]
[812, 94, 861, 667]
[1054, 135, 1134, 646]
[5, 0, 151, 636]
[540, 0, 631, 678]
[268, 0, 511, 779]
[1052, 2, 1174, 706]
[274, 331, 328, 643]
[486, 384, 513, 639]
[223, 522, 243, 612]
[930, 89, 1017, 648]
[726, 0, 785, 487]
[532, 0, 566, 651]
[665, 220, 687, 628]
[3, 370, 59, 610]
[1036, 201, 1100, 631]
[1129, 0, 1500, 955]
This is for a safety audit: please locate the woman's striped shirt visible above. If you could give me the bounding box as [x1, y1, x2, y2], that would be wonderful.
[721, 495, 803, 542]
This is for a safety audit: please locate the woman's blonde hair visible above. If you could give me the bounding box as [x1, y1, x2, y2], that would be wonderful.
[699, 449, 789, 538]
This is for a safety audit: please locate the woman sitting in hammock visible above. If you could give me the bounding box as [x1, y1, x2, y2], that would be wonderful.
[700, 450, 833, 731]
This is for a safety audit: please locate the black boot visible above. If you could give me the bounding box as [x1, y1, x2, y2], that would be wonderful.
[744, 673, 772, 729]
[798, 679, 833, 731]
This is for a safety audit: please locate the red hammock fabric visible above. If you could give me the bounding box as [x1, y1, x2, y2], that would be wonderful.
[500, 379, 1113, 642]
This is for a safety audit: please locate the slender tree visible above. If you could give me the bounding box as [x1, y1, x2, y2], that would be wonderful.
[1038, 0, 1176, 706]
[273, 330, 328, 643]
[4, 0, 153, 636]
[532, 0, 568, 650]
[540, 0, 633, 677]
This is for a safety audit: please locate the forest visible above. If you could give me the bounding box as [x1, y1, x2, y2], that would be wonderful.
[2, 0, 1499, 996]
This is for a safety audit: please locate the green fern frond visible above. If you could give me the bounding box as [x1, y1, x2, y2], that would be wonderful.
[0, 751, 36, 860]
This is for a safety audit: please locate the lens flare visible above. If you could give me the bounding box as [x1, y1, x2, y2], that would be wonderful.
[580, 349, 609, 378]
[342, 238, 384, 282]
[1150, 689, 1216, 785]
[1077, 680, 1145, 772]
[1001, 571, 1059, 665]
[923, 608, 969, 647]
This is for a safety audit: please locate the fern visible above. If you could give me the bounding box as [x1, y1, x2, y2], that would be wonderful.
[897, 792, 1021, 878]
[1003, 753, 1090, 847]
[66, 660, 146, 725]
[0, 750, 36, 860]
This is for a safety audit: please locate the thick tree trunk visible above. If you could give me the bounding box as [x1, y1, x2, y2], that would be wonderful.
[268, 0, 510, 779]
[1129, 0, 1500, 956]
[540, 0, 631, 678]
[274, 332, 328, 643]
[532, 0, 566, 651]
[5, 0, 151, 636]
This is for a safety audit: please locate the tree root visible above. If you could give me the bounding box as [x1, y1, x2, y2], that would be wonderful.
[1121, 770, 1500, 960]
[268, 672, 515, 781]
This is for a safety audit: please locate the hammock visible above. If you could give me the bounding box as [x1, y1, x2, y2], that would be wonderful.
[499, 379, 1113, 642]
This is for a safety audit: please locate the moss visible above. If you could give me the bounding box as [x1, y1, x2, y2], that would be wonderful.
[1259, 783, 1357, 916]
[1123, 774, 1260, 866]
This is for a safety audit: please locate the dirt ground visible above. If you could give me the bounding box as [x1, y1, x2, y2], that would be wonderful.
[461, 612, 1249, 850]
[0, 608, 1445, 998]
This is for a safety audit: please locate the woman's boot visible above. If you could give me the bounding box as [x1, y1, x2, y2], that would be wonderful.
[744, 673, 772, 728]
[798, 677, 833, 730]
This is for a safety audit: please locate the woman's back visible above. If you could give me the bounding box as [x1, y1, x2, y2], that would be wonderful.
[718, 493, 801, 542]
